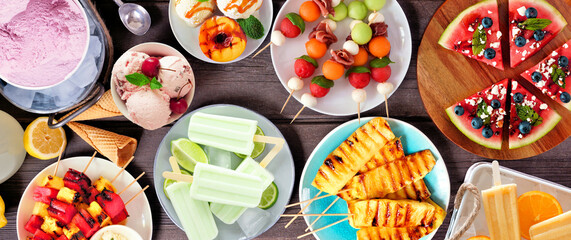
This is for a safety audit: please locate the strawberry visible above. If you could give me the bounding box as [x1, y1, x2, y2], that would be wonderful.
[280, 13, 305, 38]
[346, 67, 371, 89]
[294, 55, 318, 78]
[310, 76, 334, 98]
[369, 57, 394, 83]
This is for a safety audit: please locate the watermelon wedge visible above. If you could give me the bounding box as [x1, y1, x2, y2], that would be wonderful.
[509, 0, 567, 67]
[508, 80, 560, 149]
[522, 39, 571, 110]
[446, 79, 509, 149]
[439, 0, 504, 70]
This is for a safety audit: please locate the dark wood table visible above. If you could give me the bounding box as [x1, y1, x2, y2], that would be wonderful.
[2, 0, 571, 239]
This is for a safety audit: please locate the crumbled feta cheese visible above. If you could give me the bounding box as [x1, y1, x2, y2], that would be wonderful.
[516, 49, 520, 54]
[488, 30, 492, 35]
[467, 40, 472, 44]
[497, 31, 502, 39]
[463, 50, 470, 54]
[478, 24, 484, 30]
[487, 94, 494, 100]
[492, 61, 497, 66]
[564, 43, 569, 48]
[518, 134, 523, 139]
[488, 10, 493, 14]
[522, 57, 526, 61]
[517, 6, 527, 16]
[552, 51, 559, 57]
[547, 58, 556, 66]
[531, 96, 536, 100]
[522, 50, 528, 56]
[490, 42, 500, 48]
[542, 88, 548, 94]
[540, 103, 548, 110]
[512, 27, 521, 38]
[537, 80, 546, 88]
[487, 106, 493, 113]
[527, 118, 532, 122]
[468, 26, 474, 32]
[501, 88, 507, 96]
[481, 113, 489, 119]
[465, 99, 476, 106]
[491, 85, 499, 95]
[512, 81, 518, 90]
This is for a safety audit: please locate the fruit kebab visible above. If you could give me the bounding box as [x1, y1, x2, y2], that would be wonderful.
[281, 55, 318, 112]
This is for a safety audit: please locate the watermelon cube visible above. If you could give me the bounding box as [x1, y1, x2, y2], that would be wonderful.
[63, 169, 91, 195]
[33, 187, 59, 205]
[33, 229, 54, 240]
[95, 189, 129, 224]
[71, 209, 100, 238]
[47, 200, 77, 225]
[25, 215, 44, 234]
[84, 187, 99, 204]
[56, 235, 69, 240]
[110, 209, 129, 224]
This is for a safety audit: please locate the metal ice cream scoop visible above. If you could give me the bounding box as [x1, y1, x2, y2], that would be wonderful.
[113, 0, 151, 36]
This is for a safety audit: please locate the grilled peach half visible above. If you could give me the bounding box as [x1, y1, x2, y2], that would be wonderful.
[199, 16, 247, 62]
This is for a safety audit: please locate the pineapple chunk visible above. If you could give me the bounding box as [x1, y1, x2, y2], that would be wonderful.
[63, 223, 85, 240]
[41, 216, 63, 236]
[86, 201, 109, 226]
[93, 177, 117, 193]
[32, 202, 49, 218]
[39, 175, 65, 190]
[56, 187, 80, 204]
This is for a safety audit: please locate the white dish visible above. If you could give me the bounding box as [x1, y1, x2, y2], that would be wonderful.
[168, 0, 273, 64]
[0, 110, 26, 184]
[446, 162, 571, 239]
[16, 157, 153, 240]
[271, 0, 412, 116]
[90, 225, 144, 240]
[110, 42, 195, 129]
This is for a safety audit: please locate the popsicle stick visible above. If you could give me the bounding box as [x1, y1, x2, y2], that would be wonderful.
[110, 156, 135, 184]
[168, 156, 181, 174]
[253, 135, 285, 168]
[163, 171, 194, 183]
[492, 160, 501, 186]
[285, 190, 323, 229]
[282, 213, 351, 217]
[117, 172, 146, 195]
[305, 197, 340, 231]
[280, 91, 295, 113]
[252, 42, 271, 58]
[53, 147, 65, 176]
[285, 189, 350, 208]
[297, 217, 349, 239]
[384, 94, 389, 118]
[291, 106, 305, 124]
[124, 185, 149, 206]
[357, 103, 361, 124]
[82, 151, 98, 173]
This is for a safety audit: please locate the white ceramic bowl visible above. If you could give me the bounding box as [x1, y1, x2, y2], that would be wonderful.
[110, 42, 195, 129]
[90, 225, 144, 240]
[0, 0, 90, 90]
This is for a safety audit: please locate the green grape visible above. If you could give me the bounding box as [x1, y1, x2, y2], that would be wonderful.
[365, 0, 386, 11]
[351, 22, 372, 45]
[347, 1, 368, 20]
[328, 2, 348, 22]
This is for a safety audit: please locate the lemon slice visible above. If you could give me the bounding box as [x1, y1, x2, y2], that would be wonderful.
[0, 195, 6, 228]
[24, 117, 66, 160]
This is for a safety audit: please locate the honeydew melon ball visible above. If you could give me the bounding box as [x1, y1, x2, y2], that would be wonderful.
[328, 2, 348, 22]
[365, 0, 386, 11]
[348, 1, 368, 20]
[351, 22, 373, 45]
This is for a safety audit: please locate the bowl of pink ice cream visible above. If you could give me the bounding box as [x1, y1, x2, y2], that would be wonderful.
[111, 42, 195, 130]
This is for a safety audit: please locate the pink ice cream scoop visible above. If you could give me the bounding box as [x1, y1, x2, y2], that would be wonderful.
[112, 51, 150, 100]
[158, 56, 194, 99]
[125, 90, 171, 130]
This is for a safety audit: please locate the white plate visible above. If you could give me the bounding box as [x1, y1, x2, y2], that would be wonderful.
[153, 104, 295, 239]
[0, 110, 26, 184]
[16, 157, 153, 240]
[271, 0, 412, 116]
[299, 117, 450, 239]
[168, 0, 273, 64]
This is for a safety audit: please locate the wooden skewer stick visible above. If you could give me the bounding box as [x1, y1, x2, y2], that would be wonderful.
[280, 90, 295, 114]
[169, 156, 181, 174]
[110, 156, 135, 184]
[285, 189, 349, 208]
[282, 213, 352, 217]
[118, 172, 146, 195]
[124, 185, 149, 206]
[284, 190, 323, 229]
[53, 147, 65, 176]
[252, 42, 272, 59]
[163, 171, 194, 183]
[357, 102, 361, 124]
[384, 94, 389, 118]
[297, 217, 349, 239]
[82, 151, 98, 173]
[305, 197, 340, 231]
[291, 106, 305, 124]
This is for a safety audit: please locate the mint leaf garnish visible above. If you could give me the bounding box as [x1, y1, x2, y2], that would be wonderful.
[476, 100, 491, 125]
[516, 104, 543, 126]
[472, 24, 487, 56]
[126, 73, 150, 86]
[370, 57, 395, 68]
[551, 65, 566, 88]
[517, 18, 552, 31]
[150, 77, 163, 90]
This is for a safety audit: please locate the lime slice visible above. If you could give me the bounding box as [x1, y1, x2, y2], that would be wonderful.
[171, 138, 209, 172]
[163, 169, 192, 199]
[235, 126, 266, 159]
[258, 182, 279, 210]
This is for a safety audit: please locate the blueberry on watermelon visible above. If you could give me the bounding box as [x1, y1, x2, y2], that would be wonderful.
[310, 76, 334, 98]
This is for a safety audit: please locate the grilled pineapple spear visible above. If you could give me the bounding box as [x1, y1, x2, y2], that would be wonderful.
[385, 179, 431, 201]
[347, 199, 438, 229]
[93, 176, 117, 193]
[339, 150, 436, 200]
[358, 138, 404, 174]
[312, 117, 395, 194]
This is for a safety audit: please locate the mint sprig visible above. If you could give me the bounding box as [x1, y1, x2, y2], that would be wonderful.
[516, 104, 543, 126]
[476, 100, 491, 125]
[472, 24, 487, 56]
[125, 72, 162, 90]
[551, 65, 566, 88]
[150, 77, 163, 90]
[517, 18, 552, 31]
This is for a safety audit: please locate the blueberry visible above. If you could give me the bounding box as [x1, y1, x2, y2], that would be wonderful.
[531, 71, 543, 82]
[513, 92, 524, 103]
[525, 7, 538, 18]
[559, 56, 569, 67]
[484, 48, 496, 60]
[533, 30, 545, 41]
[560, 92, 571, 103]
[454, 105, 465, 116]
[471, 117, 483, 129]
[515, 36, 526, 47]
[482, 126, 493, 138]
[518, 121, 531, 134]
[491, 99, 501, 109]
[482, 17, 493, 28]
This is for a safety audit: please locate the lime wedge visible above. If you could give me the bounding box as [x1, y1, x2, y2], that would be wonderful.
[163, 169, 192, 199]
[258, 182, 278, 210]
[171, 138, 208, 172]
[235, 126, 266, 159]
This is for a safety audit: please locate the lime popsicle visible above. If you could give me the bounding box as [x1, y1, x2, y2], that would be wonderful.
[166, 182, 218, 240]
[190, 162, 265, 208]
[210, 157, 275, 224]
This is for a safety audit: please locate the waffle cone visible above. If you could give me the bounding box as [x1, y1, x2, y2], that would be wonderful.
[63, 91, 122, 121]
[67, 122, 137, 167]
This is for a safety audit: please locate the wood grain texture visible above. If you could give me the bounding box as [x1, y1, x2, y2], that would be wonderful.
[2, 0, 571, 239]
[418, 0, 571, 159]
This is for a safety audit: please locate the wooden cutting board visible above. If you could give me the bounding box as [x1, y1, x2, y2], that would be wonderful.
[417, 0, 571, 159]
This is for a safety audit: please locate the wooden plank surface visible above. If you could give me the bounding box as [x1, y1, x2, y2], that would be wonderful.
[2, 0, 571, 239]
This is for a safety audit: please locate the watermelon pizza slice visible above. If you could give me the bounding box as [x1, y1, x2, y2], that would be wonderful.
[508, 80, 560, 149]
[508, 0, 567, 67]
[446, 79, 509, 149]
[521, 39, 571, 110]
[439, 0, 504, 70]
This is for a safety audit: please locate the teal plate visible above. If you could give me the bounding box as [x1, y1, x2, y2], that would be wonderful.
[298, 117, 450, 240]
